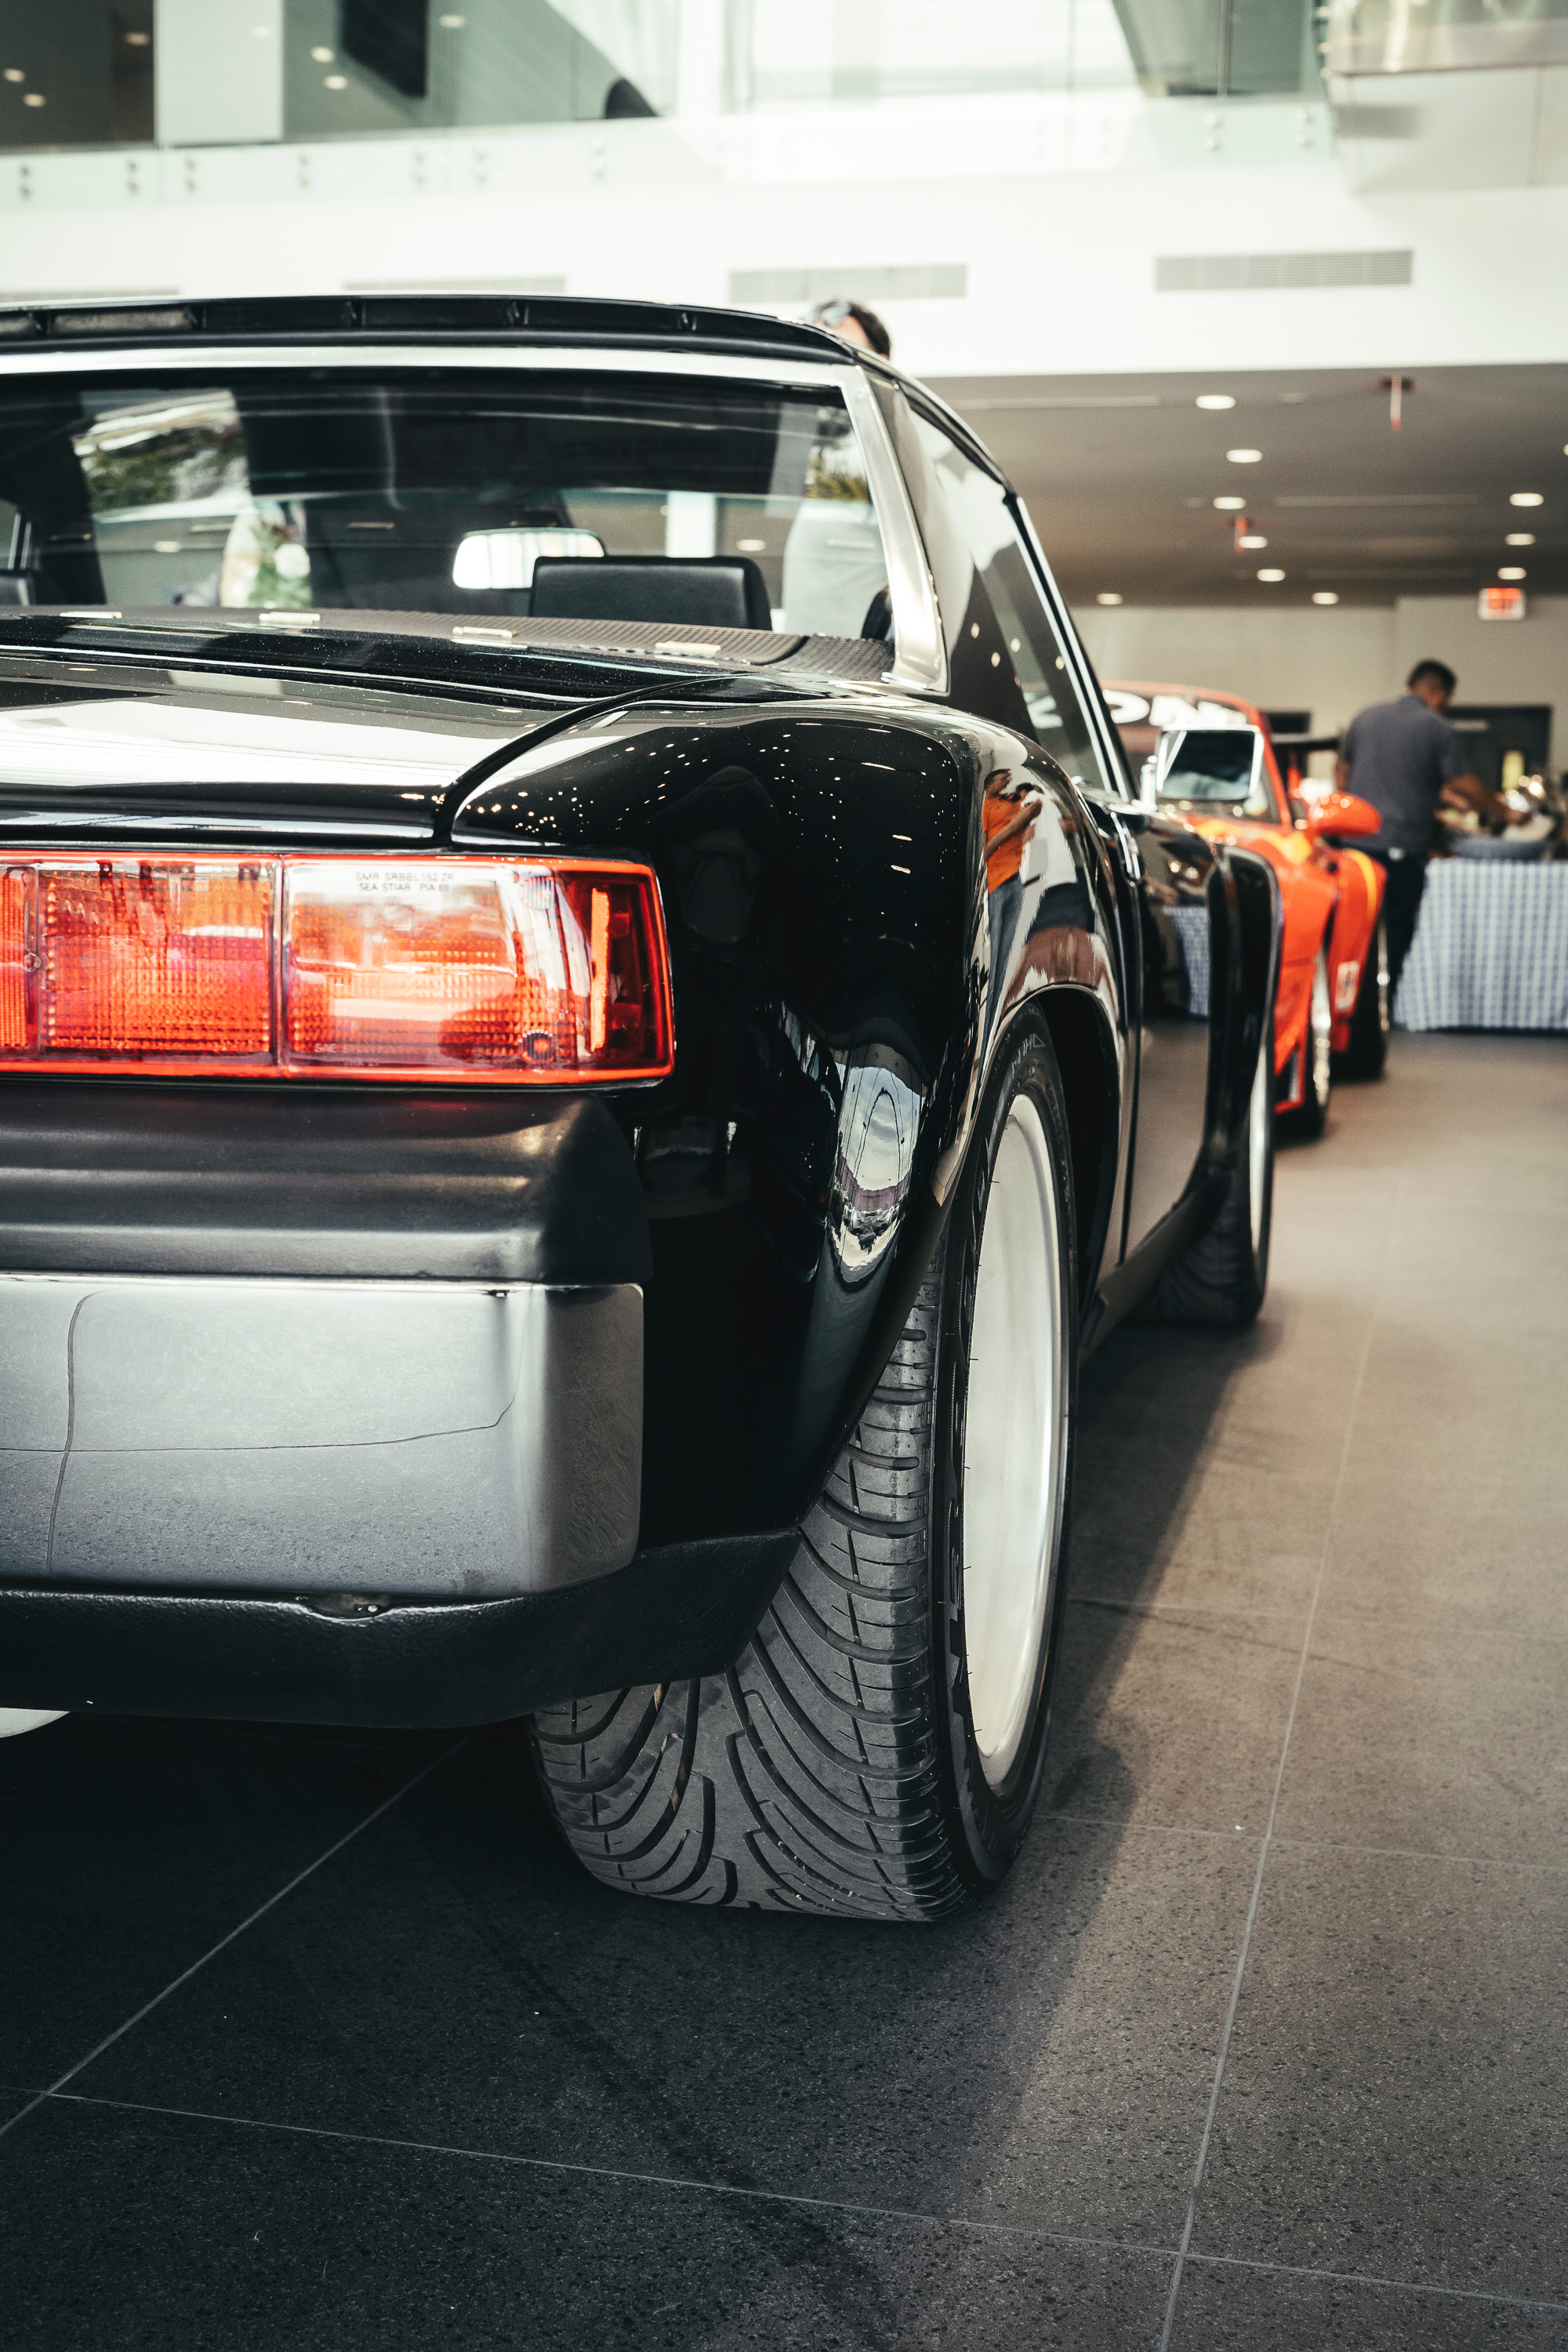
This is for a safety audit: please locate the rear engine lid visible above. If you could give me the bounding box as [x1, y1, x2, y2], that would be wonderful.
[0, 637, 567, 845]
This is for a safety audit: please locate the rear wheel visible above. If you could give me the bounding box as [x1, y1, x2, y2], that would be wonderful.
[1279, 945, 1332, 1140]
[528, 1025, 1078, 1922]
[1335, 916, 1390, 1080]
[1147, 1029, 1273, 1328]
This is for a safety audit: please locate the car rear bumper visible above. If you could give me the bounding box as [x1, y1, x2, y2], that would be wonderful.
[0, 1531, 799, 1727]
[0, 1082, 800, 1723]
[1, 1271, 642, 1601]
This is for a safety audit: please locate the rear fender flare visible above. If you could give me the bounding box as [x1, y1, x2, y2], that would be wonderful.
[1218, 847, 1282, 1163]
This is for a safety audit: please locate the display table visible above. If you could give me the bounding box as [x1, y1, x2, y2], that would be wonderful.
[1396, 858, 1568, 1032]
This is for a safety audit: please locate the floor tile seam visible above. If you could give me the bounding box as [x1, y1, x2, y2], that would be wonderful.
[35, 2089, 1178, 2263]
[1048, 1814, 1568, 1876]
[1301, 1615, 1568, 1656]
[0, 1733, 470, 2149]
[1047, 1808, 1259, 1844]
[30, 2086, 1568, 2320]
[1069, 1599, 1316, 1625]
[1184, 2249, 1568, 2316]
[1157, 1165, 1403, 2352]
[1271, 1834, 1568, 1878]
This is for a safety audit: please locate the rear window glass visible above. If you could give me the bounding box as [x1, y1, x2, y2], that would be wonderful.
[0, 368, 890, 643]
[1159, 728, 1271, 818]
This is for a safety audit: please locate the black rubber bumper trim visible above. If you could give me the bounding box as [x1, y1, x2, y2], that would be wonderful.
[0, 1532, 797, 1728]
[0, 1081, 651, 1284]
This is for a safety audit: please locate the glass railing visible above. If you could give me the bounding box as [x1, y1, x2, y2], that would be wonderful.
[725, 0, 1134, 103]
[0, 0, 1325, 158]
[1112, 0, 1323, 96]
[0, 0, 677, 154]
[1324, 0, 1568, 73]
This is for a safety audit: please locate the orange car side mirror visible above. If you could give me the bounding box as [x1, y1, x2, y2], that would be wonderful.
[1301, 789, 1379, 841]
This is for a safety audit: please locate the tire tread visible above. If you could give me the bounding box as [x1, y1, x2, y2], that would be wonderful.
[529, 1278, 972, 1919]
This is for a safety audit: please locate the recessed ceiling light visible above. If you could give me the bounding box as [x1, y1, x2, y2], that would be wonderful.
[1213, 495, 1246, 511]
[22, 90, 44, 106]
[1505, 532, 1535, 546]
[438, 11, 467, 24]
[736, 538, 766, 551]
[1498, 565, 1526, 580]
[2, 67, 24, 82]
[1509, 491, 1543, 506]
[1312, 591, 1339, 605]
[1096, 592, 1123, 606]
[1256, 568, 1285, 583]
[324, 73, 347, 88]
[1239, 533, 1268, 549]
[310, 45, 335, 61]
[1227, 448, 1263, 464]
[153, 539, 181, 554]
[1196, 394, 1236, 410]
[125, 28, 151, 43]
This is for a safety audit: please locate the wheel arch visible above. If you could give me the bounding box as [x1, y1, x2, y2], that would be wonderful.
[1222, 846, 1283, 1152]
[1032, 985, 1120, 1312]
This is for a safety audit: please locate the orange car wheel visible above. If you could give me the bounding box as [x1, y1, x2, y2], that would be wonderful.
[1279, 946, 1332, 1140]
[1335, 916, 1391, 1080]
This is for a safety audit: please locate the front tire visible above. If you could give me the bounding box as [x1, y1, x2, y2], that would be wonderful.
[1335, 916, 1390, 1080]
[1147, 1028, 1273, 1327]
[528, 1025, 1079, 1922]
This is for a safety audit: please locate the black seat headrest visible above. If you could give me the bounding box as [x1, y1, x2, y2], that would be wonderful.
[529, 554, 771, 632]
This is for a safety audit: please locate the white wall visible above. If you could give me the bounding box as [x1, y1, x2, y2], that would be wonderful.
[1073, 597, 1568, 757]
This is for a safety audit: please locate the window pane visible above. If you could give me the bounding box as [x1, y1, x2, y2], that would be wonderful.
[4, 370, 888, 641]
[911, 412, 1111, 796]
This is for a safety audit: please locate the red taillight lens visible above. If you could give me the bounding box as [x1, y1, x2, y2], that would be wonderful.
[0, 855, 673, 1083]
[2, 861, 274, 1067]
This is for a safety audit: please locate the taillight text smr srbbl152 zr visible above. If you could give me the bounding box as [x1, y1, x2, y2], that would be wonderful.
[0, 855, 674, 1082]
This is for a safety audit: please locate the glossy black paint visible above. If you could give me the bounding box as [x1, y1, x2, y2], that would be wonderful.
[0, 308, 1277, 1721]
[451, 689, 1130, 1539]
[0, 636, 1265, 1557]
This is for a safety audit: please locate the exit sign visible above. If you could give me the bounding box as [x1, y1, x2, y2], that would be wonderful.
[1478, 586, 1526, 620]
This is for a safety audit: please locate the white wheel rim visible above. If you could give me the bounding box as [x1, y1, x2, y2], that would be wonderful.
[961, 1094, 1067, 1790]
[1309, 950, 1332, 1109]
[1247, 1036, 1271, 1258]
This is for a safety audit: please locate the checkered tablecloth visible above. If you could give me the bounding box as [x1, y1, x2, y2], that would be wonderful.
[1396, 859, 1568, 1032]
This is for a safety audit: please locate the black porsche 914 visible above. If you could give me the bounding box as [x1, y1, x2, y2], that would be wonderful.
[0, 296, 1278, 1921]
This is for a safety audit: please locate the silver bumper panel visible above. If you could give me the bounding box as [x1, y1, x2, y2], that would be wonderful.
[0, 1274, 641, 1599]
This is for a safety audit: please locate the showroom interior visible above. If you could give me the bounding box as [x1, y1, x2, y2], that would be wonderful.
[1, 3, 1564, 2348]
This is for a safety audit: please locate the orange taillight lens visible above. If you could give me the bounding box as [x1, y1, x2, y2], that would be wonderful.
[0, 855, 672, 1083]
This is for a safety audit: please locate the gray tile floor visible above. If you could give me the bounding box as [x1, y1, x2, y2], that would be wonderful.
[3, 1034, 1564, 2350]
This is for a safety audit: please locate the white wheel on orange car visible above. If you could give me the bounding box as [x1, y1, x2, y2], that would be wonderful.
[1281, 945, 1332, 1140]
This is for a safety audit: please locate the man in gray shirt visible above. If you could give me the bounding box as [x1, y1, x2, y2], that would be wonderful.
[1337, 659, 1521, 1000]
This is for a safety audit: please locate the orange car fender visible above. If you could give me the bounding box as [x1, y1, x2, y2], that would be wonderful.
[1259, 840, 1335, 1089]
[1325, 848, 1387, 1051]
[1185, 817, 1330, 1094]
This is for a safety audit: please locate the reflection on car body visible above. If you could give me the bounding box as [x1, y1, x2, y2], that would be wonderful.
[0, 296, 1279, 1921]
[1107, 680, 1388, 1128]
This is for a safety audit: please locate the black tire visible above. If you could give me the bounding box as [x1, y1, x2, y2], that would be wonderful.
[1147, 1031, 1273, 1327]
[1278, 942, 1331, 1141]
[1334, 916, 1389, 1080]
[528, 1024, 1079, 1922]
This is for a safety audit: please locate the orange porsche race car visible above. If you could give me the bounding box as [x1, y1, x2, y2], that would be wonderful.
[1105, 681, 1389, 1137]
